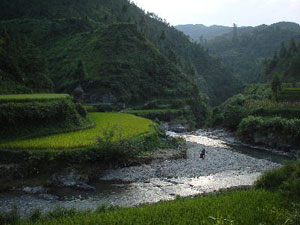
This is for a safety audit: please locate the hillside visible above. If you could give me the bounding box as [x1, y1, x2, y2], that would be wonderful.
[177, 22, 300, 83]
[0, 28, 53, 94]
[263, 39, 300, 83]
[0, 0, 241, 106]
[204, 22, 300, 83]
[0, 94, 92, 140]
[175, 24, 232, 41]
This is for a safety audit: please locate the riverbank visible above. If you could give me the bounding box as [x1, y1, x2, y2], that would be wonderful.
[0, 130, 281, 218]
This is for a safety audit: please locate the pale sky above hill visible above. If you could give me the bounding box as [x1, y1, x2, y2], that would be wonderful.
[132, 0, 300, 27]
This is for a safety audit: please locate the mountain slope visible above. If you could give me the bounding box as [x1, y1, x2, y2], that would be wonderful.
[175, 24, 232, 41]
[0, 0, 241, 105]
[203, 22, 300, 83]
[263, 39, 300, 83]
[0, 27, 53, 94]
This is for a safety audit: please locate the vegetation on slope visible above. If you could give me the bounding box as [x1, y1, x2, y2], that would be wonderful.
[0, 94, 92, 141]
[255, 160, 300, 201]
[0, 113, 156, 149]
[237, 116, 300, 148]
[211, 84, 300, 151]
[263, 40, 300, 83]
[175, 24, 232, 41]
[0, 27, 53, 93]
[202, 22, 300, 83]
[0, 0, 241, 106]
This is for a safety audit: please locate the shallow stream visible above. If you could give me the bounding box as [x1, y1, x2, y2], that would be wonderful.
[0, 129, 292, 217]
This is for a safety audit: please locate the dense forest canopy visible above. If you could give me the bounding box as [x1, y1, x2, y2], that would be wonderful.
[0, 27, 53, 94]
[263, 39, 300, 84]
[0, 0, 241, 106]
[177, 22, 300, 84]
[175, 24, 232, 41]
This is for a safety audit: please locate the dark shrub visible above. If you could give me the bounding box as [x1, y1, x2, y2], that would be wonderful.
[75, 103, 87, 117]
[255, 160, 300, 200]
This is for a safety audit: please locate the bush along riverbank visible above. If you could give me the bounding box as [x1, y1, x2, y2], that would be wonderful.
[211, 84, 300, 155]
[237, 116, 300, 152]
[1, 161, 299, 225]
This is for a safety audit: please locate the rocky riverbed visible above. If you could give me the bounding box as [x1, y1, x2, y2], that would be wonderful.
[0, 129, 282, 218]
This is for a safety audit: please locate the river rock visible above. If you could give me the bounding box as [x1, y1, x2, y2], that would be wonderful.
[169, 124, 188, 133]
[38, 194, 59, 201]
[76, 183, 96, 191]
[50, 170, 89, 188]
[0, 129, 286, 219]
[22, 186, 47, 194]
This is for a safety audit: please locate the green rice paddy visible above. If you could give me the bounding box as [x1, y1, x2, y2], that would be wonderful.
[124, 109, 181, 114]
[0, 113, 155, 150]
[0, 94, 70, 103]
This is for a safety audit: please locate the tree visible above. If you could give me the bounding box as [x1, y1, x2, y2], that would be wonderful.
[288, 39, 297, 55]
[271, 73, 282, 98]
[73, 60, 87, 84]
[188, 85, 210, 127]
[122, 4, 128, 13]
[232, 23, 238, 42]
[266, 51, 278, 74]
[279, 42, 287, 58]
[159, 30, 166, 41]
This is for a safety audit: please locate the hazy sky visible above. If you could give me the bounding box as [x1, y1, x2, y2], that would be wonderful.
[132, 0, 300, 27]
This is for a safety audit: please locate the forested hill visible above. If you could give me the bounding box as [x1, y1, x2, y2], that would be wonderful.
[175, 24, 232, 41]
[202, 22, 300, 83]
[0, 0, 241, 106]
[262, 39, 300, 83]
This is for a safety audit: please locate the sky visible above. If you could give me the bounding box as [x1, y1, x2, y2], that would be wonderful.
[132, 0, 300, 27]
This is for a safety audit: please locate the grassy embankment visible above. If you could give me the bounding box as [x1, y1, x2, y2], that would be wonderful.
[123, 109, 184, 122]
[0, 94, 166, 181]
[0, 94, 70, 103]
[2, 161, 300, 225]
[86, 98, 202, 129]
[0, 94, 93, 141]
[14, 190, 297, 225]
[0, 113, 156, 150]
[0, 111, 161, 170]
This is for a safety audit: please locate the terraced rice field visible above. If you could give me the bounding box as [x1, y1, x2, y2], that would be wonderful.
[278, 88, 300, 102]
[0, 94, 70, 103]
[0, 113, 155, 150]
[124, 109, 181, 114]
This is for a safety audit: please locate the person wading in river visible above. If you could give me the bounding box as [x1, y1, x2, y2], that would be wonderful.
[200, 148, 206, 159]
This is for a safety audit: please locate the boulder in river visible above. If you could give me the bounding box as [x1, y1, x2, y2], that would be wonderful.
[168, 124, 188, 133]
[22, 186, 48, 194]
[50, 170, 91, 189]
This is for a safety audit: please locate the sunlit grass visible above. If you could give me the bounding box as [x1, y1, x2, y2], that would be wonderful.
[0, 94, 70, 103]
[19, 190, 298, 225]
[124, 109, 181, 114]
[0, 113, 155, 150]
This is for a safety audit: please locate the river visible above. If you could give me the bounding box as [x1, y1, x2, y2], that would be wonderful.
[0, 129, 291, 217]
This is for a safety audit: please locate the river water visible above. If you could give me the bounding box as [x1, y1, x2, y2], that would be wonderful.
[0, 129, 291, 217]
